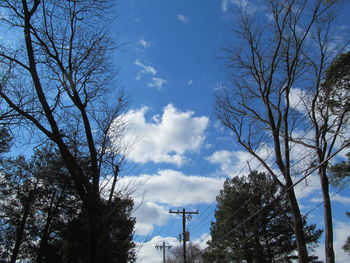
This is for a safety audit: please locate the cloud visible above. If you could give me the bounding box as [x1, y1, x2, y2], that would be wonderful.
[115, 169, 225, 236]
[310, 193, 350, 205]
[133, 201, 169, 235]
[187, 79, 193, 85]
[289, 88, 309, 113]
[120, 104, 209, 166]
[118, 169, 226, 207]
[135, 236, 178, 263]
[147, 77, 167, 89]
[138, 38, 151, 48]
[177, 14, 189, 23]
[135, 233, 211, 262]
[134, 59, 157, 80]
[134, 59, 168, 89]
[294, 174, 321, 200]
[208, 147, 275, 177]
[213, 83, 227, 91]
[208, 145, 322, 200]
[221, 0, 257, 14]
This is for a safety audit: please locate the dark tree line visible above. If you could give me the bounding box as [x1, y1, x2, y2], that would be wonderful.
[0, 135, 135, 263]
[0, 1, 133, 262]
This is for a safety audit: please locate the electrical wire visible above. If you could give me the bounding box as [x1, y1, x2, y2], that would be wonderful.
[189, 122, 317, 236]
[199, 139, 350, 253]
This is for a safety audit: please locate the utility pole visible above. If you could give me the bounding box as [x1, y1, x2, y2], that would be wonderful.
[155, 242, 172, 263]
[169, 208, 198, 263]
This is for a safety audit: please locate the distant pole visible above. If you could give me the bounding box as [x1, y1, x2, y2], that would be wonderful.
[155, 241, 172, 263]
[169, 208, 198, 263]
[182, 208, 186, 263]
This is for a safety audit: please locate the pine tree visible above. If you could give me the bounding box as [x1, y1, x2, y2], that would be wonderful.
[204, 172, 322, 263]
[0, 144, 135, 263]
[343, 212, 350, 255]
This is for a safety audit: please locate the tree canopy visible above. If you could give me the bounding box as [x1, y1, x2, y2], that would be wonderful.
[203, 172, 322, 263]
[0, 1, 130, 262]
[0, 144, 136, 263]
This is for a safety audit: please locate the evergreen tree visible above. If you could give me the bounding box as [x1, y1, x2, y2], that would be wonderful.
[343, 212, 350, 255]
[0, 125, 11, 154]
[329, 152, 350, 187]
[0, 144, 135, 263]
[203, 172, 322, 263]
[329, 151, 350, 255]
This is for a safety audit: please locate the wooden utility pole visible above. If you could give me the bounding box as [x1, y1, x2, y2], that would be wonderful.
[169, 208, 198, 263]
[155, 242, 172, 263]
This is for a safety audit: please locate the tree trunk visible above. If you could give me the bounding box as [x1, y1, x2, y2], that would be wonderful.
[36, 192, 59, 263]
[87, 194, 109, 263]
[319, 164, 334, 263]
[285, 180, 309, 263]
[36, 215, 51, 263]
[10, 191, 34, 263]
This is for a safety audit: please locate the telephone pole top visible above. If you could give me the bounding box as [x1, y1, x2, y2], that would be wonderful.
[169, 208, 198, 263]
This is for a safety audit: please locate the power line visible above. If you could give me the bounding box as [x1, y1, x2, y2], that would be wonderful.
[187, 109, 317, 232]
[191, 116, 350, 237]
[200, 140, 350, 253]
[169, 208, 199, 263]
[189, 123, 317, 235]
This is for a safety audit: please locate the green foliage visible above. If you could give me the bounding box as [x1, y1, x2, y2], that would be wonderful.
[0, 126, 11, 154]
[322, 51, 350, 115]
[203, 172, 322, 263]
[329, 152, 350, 187]
[343, 212, 350, 255]
[323, 52, 350, 89]
[0, 144, 136, 263]
[51, 198, 136, 263]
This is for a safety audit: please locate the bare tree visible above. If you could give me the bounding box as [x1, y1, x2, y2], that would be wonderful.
[167, 243, 203, 263]
[0, 1, 130, 262]
[291, 49, 350, 263]
[215, 1, 342, 262]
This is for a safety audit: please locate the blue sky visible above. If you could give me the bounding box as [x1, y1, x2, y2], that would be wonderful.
[108, 0, 350, 262]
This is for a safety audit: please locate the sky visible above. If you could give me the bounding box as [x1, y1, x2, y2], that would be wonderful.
[108, 0, 350, 262]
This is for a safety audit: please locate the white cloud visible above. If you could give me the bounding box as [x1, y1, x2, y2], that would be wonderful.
[134, 59, 157, 80]
[193, 233, 211, 250]
[138, 38, 151, 48]
[332, 194, 350, 205]
[187, 79, 193, 85]
[177, 14, 189, 23]
[213, 83, 227, 91]
[310, 193, 350, 205]
[294, 174, 321, 200]
[134, 59, 168, 89]
[135, 236, 178, 263]
[135, 233, 211, 263]
[221, 0, 256, 14]
[208, 145, 322, 200]
[147, 77, 167, 89]
[208, 146, 275, 177]
[115, 169, 225, 236]
[120, 104, 209, 166]
[289, 87, 309, 113]
[133, 201, 169, 235]
[118, 169, 225, 207]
